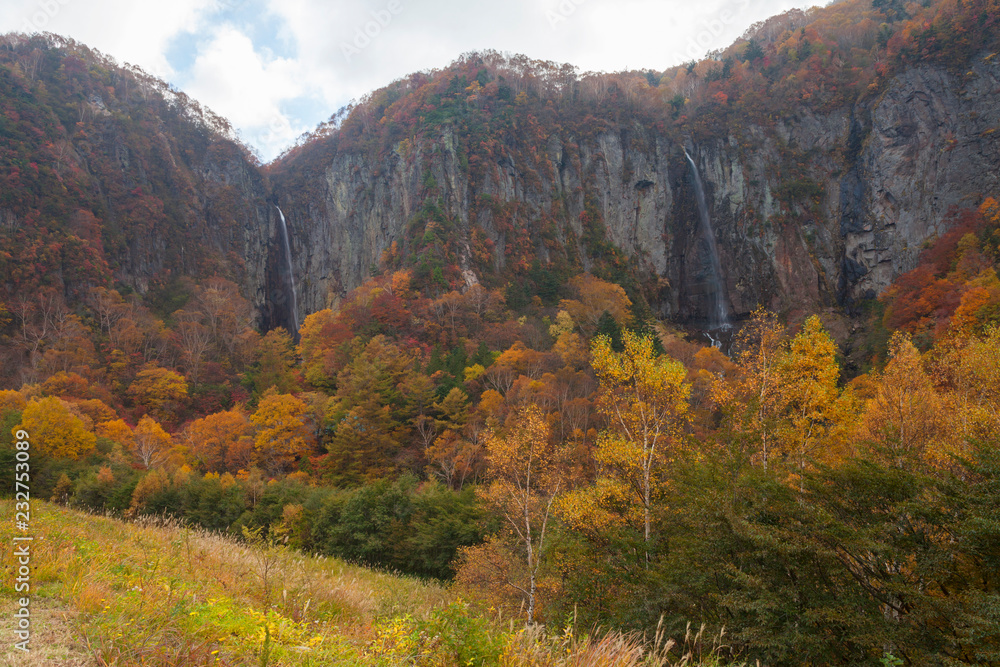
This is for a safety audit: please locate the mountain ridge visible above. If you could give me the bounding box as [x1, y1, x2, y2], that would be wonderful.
[2, 0, 999, 343]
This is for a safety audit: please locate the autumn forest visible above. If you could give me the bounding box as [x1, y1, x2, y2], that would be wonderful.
[2, 0, 1000, 664]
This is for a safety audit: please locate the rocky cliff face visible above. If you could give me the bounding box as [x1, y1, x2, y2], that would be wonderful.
[267, 55, 1000, 327]
[6, 33, 999, 340]
[842, 59, 1000, 302]
[91, 130, 274, 320]
[270, 126, 682, 313]
[0, 35, 275, 325]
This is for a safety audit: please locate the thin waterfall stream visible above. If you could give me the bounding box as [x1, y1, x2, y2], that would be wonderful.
[275, 206, 299, 332]
[684, 149, 730, 340]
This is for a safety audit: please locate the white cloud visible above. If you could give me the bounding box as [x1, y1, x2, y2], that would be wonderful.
[3, 0, 216, 77]
[265, 0, 819, 115]
[182, 24, 304, 156]
[185, 25, 303, 128]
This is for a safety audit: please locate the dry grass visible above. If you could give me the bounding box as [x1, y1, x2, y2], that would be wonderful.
[0, 599, 93, 667]
[0, 500, 451, 665]
[0, 501, 745, 666]
[500, 620, 744, 667]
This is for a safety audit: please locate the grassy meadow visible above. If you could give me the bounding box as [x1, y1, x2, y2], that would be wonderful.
[0, 500, 738, 666]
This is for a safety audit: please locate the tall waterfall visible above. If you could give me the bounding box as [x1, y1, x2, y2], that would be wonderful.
[684, 149, 730, 331]
[275, 206, 299, 333]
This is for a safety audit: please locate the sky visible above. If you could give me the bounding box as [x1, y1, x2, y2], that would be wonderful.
[1, 0, 819, 161]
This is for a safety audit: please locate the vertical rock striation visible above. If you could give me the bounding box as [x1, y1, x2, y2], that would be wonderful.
[265, 55, 1000, 327]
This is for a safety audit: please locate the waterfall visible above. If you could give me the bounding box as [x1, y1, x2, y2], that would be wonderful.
[684, 149, 730, 331]
[275, 206, 299, 333]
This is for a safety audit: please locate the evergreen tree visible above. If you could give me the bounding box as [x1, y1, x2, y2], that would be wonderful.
[595, 311, 623, 352]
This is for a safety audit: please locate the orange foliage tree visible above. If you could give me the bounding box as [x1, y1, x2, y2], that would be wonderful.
[474, 405, 566, 623]
[559, 274, 632, 336]
[16, 396, 96, 460]
[182, 408, 252, 473]
[250, 390, 313, 474]
[297, 308, 346, 390]
[96, 418, 134, 453]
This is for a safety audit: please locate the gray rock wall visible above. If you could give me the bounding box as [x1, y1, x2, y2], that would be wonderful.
[265, 56, 1000, 325]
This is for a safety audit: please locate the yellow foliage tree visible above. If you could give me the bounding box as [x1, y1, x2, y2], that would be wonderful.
[16, 396, 96, 460]
[297, 308, 336, 389]
[862, 332, 948, 468]
[71, 398, 118, 426]
[548, 310, 575, 338]
[936, 324, 1000, 450]
[0, 389, 27, 415]
[589, 330, 691, 558]
[131, 469, 171, 512]
[774, 315, 851, 481]
[713, 308, 787, 469]
[250, 390, 312, 474]
[550, 311, 589, 370]
[127, 365, 188, 423]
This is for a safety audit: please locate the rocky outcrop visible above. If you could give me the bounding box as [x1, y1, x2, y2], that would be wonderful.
[91, 127, 274, 325]
[842, 59, 1000, 301]
[267, 54, 1000, 326]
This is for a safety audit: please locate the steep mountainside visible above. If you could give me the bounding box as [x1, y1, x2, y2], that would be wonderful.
[2, 0, 999, 340]
[0, 34, 276, 324]
[265, 0, 1000, 332]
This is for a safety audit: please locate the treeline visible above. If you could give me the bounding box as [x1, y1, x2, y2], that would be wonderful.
[68, 462, 487, 581]
[453, 306, 1000, 664]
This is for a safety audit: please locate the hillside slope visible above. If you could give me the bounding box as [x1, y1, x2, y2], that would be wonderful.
[0, 501, 734, 666]
[0, 34, 275, 328]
